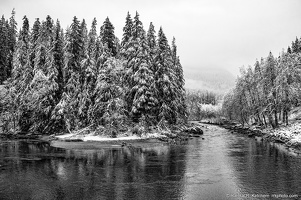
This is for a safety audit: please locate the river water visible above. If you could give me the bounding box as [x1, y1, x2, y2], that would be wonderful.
[0, 125, 301, 200]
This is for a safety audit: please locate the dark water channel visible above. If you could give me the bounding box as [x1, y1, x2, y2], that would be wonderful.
[1, 125, 301, 200]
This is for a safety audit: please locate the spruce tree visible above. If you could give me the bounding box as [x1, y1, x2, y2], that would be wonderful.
[53, 20, 65, 101]
[100, 17, 117, 57]
[7, 9, 17, 79]
[29, 18, 41, 71]
[93, 57, 125, 135]
[292, 37, 299, 53]
[171, 37, 187, 122]
[122, 12, 156, 123]
[27, 15, 63, 133]
[131, 28, 157, 124]
[155, 27, 178, 125]
[10, 15, 33, 132]
[287, 46, 292, 54]
[121, 12, 133, 47]
[146, 22, 157, 89]
[0, 16, 8, 84]
[132, 12, 144, 40]
[49, 20, 66, 132]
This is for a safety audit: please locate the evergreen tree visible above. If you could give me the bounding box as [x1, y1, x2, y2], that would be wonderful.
[87, 18, 98, 58]
[26, 15, 63, 133]
[10, 15, 33, 132]
[7, 9, 17, 79]
[292, 37, 299, 53]
[49, 20, 66, 132]
[155, 27, 178, 124]
[29, 18, 41, 70]
[131, 28, 157, 124]
[53, 20, 65, 101]
[287, 46, 292, 54]
[11, 15, 31, 91]
[146, 22, 157, 80]
[121, 12, 157, 123]
[92, 58, 126, 135]
[100, 17, 117, 56]
[171, 37, 187, 122]
[59, 16, 83, 130]
[0, 16, 8, 84]
[132, 11, 144, 40]
[121, 12, 133, 46]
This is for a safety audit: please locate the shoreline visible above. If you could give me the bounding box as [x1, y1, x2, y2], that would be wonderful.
[0, 123, 205, 149]
[213, 120, 301, 155]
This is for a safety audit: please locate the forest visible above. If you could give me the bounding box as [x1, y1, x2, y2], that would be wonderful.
[185, 90, 222, 121]
[0, 10, 187, 136]
[222, 37, 301, 128]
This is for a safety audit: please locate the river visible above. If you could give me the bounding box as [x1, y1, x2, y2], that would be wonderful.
[0, 125, 301, 200]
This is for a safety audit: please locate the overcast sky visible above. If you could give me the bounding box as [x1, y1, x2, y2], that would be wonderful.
[1, 0, 301, 77]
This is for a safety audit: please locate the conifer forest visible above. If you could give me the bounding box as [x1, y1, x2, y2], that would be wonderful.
[0, 10, 187, 136]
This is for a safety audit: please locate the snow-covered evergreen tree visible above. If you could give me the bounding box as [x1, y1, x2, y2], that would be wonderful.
[92, 58, 126, 135]
[59, 16, 84, 130]
[100, 17, 117, 57]
[9, 16, 33, 132]
[155, 27, 179, 125]
[121, 12, 133, 47]
[171, 37, 187, 123]
[0, 16, 9, 84]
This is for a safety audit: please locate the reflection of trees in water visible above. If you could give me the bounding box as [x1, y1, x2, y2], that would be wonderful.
[227, 138, 301, 195]
[0, 141, 188, 200]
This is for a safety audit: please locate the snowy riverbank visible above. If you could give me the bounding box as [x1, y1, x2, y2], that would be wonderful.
[220, 121, 301, 155]
[262, 123, 301, 149]
[54, 131, 167, 142]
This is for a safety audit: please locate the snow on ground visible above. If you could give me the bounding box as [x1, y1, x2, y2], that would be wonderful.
[266, 123, 301, 144]
[55, 131, 167, 142]
[82, 135, 140, 142]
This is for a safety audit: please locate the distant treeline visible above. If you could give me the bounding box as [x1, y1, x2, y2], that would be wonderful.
[222, 37, 301, 128]
[0, 10, 187, 135]
[186, 90, 222, 120]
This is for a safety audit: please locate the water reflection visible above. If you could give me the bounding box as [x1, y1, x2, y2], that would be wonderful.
[227, 134, 301, 197]
[0, 141, 187, 200]
[1, 127, 301, 200]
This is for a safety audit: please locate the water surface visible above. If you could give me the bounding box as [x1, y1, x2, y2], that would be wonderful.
[0, 125, 301, 200]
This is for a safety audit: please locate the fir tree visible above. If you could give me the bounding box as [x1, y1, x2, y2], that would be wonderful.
[171, 37, 187, 122]
[121, 12, 133, 47]
[146, 22, 157, 79]
[131, 28, 157, 124]
[292, 37, 299, 53]
[92, 58, 126, 134]
[147, 22, 156, 50]
[63, 16, 84, 130]
[29, 18, 41, 70]
[100, 17, 117, 57]
[53, 20, 65, 101]
[0, 16, 8, 84]
[287, 46, 292, 54]
[10, 15, 33, 132]
[7, 9, 17, 79]
[132, 11, 144, 40]
[155, 27, 178, 124]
